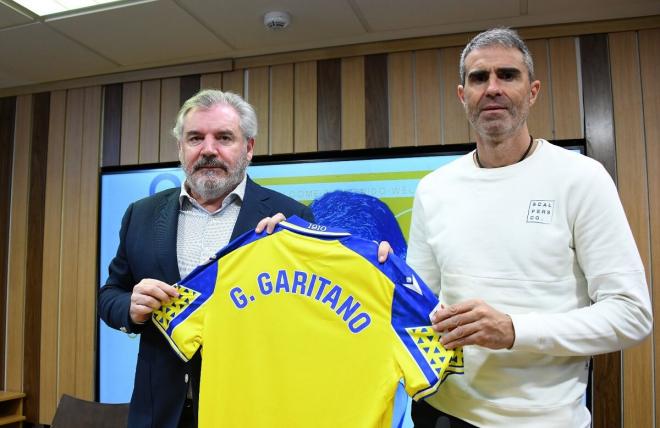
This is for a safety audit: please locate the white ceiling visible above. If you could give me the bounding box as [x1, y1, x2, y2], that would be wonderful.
[0, 0, 659, 91]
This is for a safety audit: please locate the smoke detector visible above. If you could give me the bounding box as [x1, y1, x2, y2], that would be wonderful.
[263, 11, 291, 30]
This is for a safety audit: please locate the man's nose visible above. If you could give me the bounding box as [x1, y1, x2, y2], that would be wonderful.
[200, 135, 219, 153]
[485, 75, 503, 96]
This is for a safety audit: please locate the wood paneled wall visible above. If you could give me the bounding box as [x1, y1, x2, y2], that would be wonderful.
[0, 20, 658, 426]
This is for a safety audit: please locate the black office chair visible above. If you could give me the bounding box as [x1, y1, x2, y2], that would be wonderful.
[50, 394, 129, 428]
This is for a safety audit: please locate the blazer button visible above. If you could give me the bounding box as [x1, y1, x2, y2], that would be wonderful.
[185, 374, 189, 383]
[120, 327, 128, 333]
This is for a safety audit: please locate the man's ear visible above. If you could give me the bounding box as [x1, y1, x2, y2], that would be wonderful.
[246, 138, 255, 161]
[457, 84, 466, 105]
[529, 80, 541, 106]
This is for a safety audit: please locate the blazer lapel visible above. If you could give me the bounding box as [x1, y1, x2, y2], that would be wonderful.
[155, 190, 182, 284]
[231, 176, 271, 240]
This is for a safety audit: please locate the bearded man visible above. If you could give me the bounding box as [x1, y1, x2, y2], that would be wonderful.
[98, 90, 313, 428]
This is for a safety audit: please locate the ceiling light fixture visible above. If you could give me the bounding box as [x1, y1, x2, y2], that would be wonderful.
[12, 0, 126, 17]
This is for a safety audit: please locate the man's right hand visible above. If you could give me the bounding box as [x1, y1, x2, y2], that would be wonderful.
[129, 279, 180, 324]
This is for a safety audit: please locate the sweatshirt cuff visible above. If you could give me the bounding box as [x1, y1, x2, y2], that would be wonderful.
[509, 313, 547, 352]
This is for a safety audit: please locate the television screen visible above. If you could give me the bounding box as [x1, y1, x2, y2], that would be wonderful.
[97, 142, 584, 426]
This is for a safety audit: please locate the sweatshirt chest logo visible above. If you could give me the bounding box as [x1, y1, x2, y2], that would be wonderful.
[527, 200, 554, 224]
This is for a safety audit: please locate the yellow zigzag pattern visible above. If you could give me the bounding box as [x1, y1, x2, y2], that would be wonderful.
[406, 326, 465, 382]
[153, 284, 201, 331]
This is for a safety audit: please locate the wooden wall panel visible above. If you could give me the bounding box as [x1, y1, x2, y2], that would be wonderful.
[102, 84, 122, 167]
[24, 92, 50, 422]
[364, 54, 388, 149]
[638, 27, 660, 428]
[200, 72, 222, 90]
[139, 80, 161, 163]
[0, 96, 16, 389]
[549, 37, 583, 139]
[440, 47, 470, 145]
[414, 49, 441, 146]
[6, 94, 32, 392]
[317, 59, 341, 151]
[58, 88, 84, 398]
[246, 67, 270, 155]
[159, 78, 180, 162]
[39, 90, 66, 424]
[388, 52, 415, 147]
[270, 64, 294, 155]
[222, 70, 244, 96]
[609, 31, 654, 428]
[580, 34, 616, 179]
[526, 39, 553, 139]
[579, 33, 619, 428]
[179, 75, 200, 105]
[294, 61, 317, 153]
[76, 86, 102, 399]
[120, 82, 140, 165]
[341, 56, 366, 150]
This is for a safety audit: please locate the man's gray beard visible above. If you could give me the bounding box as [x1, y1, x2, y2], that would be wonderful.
[183, 155, 249, 201]
[468, 100, 529, 140]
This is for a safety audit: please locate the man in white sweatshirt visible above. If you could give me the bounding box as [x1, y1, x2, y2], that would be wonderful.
[407, 28, 652, 428]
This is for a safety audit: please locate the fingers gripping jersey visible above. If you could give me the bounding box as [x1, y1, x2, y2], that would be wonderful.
[153, 217, 463, 428]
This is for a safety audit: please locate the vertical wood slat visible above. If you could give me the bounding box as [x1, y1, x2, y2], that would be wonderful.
[39, 90, 66, 424]
[638, 28, 660, 428]
[0, 96, 16, 390]
[317, 59, 342, 151]
[24, 92, 50, 423]
[526, 39, 554, 139]
[414, 49, 441, 146]
[549, 37, 583, 139]
[388, 51, 415, 147]
[139, 80, 161, 163]
[179, 75, 200, 106]
[200, 72, 222, 90]
[222, 70, 244, 96]
[159, 78, 180, 162]
[6, 94, 32, 392]
[120, 82, 140, 165]
[609, 31, 653, 428]
[75, 86, 102, 399]
[58, 88, 85, 398]
[270, 64, 294, 154]
[580, 34, 616, 180]
[579, 33, 620, 428]
[364, 54, 388, 149]
[294, 61, 318, 153]
[246, 67, 270, 156]
[440, 47, 469, 145]
[341, 56, 366, 150]
[101, 84, 122, 167]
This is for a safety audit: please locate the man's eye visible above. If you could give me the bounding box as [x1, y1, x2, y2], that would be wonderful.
[470, 73, 488, 83]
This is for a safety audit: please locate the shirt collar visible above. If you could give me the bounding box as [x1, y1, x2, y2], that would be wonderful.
[179, 174, 247, 213]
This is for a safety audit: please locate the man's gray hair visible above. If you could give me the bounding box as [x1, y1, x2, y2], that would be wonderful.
[172, 89, 258, 142]
[459, 28, 534, 84]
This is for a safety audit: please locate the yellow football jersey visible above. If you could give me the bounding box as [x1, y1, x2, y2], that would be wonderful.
[153, 217, 463, 428]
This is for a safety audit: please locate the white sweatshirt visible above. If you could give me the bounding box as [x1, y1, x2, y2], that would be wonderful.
[407, 140, 652, 427]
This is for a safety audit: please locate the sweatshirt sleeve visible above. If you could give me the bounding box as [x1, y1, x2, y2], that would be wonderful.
[511, 163, 653, 355]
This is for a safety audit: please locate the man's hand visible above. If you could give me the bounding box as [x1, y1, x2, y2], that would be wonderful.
[377, 241, 392, 263]
[130, 279, 180, 324]
[255, 213, 287, 234]
[430, 299, 515, 350]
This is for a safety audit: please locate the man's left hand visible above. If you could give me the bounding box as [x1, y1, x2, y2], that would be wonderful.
[255, 213, 287, 234]
[430, 299, 515, 350]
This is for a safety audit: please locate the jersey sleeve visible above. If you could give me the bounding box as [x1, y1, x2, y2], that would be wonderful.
[152, 260, 218, 361]
[387, 255, 464, 400]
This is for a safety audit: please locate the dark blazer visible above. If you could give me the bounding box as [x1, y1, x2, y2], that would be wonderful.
[98, 177, 314, 428]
